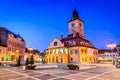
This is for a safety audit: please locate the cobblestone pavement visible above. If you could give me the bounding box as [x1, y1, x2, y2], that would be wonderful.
[0, 65, 120, 80]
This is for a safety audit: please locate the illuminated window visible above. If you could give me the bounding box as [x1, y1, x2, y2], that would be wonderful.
[6, 55, 10, 61]
[60, 49, 63, 54]
[54, 42, 57, 46]
[49, 50, 52, 54]
[56, 49, 59, 54]
[52, 50, 55, 54]
[65, 49, 68, 54]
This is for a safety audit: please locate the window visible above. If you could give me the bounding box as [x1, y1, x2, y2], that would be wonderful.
[61, 58, 63, 63]
[85, 50, 87, 53]
[113, 55, 115, 57]
[64, 49, 68, 54]
[1, 57, 4, 61]
[71, 57, 73, 61]
[0, 49, 1, 53]
[56, 56, 58, 63]
[52, 50, 55, 54]
[49, 58, 51, 62]
[56, 49, 59, 54]
[50, 51, 52, 54]
[52, 57, 54, 62]
[75, 50, 78, 54]
[81, 49, 83, 53]
[70, 50, 73, 54]
[82, 58, 84, 62]
[54, 42, 57, 46]
[79, 23, 81, 27]
[60, 49, 63, 54]
[71, 23, 75, 27]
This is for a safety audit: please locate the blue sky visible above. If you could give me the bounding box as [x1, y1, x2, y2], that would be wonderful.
[0, 0, 120, 52]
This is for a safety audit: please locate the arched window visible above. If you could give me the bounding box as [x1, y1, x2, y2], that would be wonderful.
[71, 57, 73, 61]
[61, 58, 63, 63]
[54, 42, 57, 46]
[56, 56, 58, 63]
[52, 57, 54, 62]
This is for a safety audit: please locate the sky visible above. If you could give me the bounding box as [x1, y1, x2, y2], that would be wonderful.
[0, 0, 120, 52]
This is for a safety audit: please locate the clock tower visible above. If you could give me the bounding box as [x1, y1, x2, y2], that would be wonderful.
[68, 9, 84, 38]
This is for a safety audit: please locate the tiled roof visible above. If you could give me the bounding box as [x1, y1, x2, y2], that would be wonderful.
[98, 48, 117, 53]
[61, 33, 97, 49]
[1, 27, 25, 42]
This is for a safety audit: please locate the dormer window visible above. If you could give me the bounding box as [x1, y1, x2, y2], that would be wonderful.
[71, 23, 75, 27]
[17, 38, 21, 41]
[9, 34, 14, 37]
[54, 42, 57, 46]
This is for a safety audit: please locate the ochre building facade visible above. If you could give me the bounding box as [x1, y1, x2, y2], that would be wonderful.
[0, 27, 26, 62]
[45, 9, 98, 64]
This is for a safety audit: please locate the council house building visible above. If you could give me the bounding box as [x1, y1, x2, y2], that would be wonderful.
[45, 9, 98, 64]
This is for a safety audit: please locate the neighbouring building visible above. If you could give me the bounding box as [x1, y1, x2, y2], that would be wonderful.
[0, 46, 7, 61]
[0, 27, 26, 62]
[45, 9, 98, 64]
[24, 48, 41, 62]
[98, 49, 119, 61]
[116, 45, 120, 57]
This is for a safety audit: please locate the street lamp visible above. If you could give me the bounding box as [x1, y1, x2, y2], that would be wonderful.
[107, 42, 116, 65]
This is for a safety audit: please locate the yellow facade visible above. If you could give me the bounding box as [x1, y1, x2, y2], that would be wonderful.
[46, 48, 69, 63]
[45, 9, 98, 64]
[24, 52, 40, 62]
[45, 47, 98, 64]
[0, 46, 19, 62]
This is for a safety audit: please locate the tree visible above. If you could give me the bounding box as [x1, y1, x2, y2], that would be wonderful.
[29, 55, 34, 66]
[16, 56, 21, 66]
[25, 58, 29, 65]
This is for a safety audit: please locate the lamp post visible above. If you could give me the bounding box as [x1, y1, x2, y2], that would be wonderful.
[107, 42, 116, 65]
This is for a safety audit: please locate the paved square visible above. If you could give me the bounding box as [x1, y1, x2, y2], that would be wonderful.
[0, 64, 120, 80]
